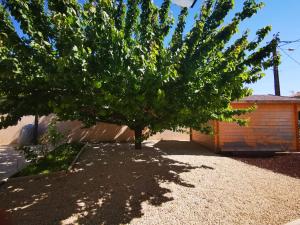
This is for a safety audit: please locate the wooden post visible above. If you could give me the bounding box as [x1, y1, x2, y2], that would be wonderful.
[214, 121, 220, 152]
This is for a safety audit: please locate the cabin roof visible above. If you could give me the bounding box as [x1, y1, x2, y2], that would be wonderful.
[234, 95, 300, 104]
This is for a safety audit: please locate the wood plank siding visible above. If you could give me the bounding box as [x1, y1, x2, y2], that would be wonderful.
[191, 130, 216, 150]
[296, 105, 300, 151]
[220, 104, 297, 151]
[191, 122, 216, 150]
[192, 97, 300, 152]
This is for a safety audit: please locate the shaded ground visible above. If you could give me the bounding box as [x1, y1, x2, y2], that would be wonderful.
[0, 141, 299, 225]
[0, 146, 26, 182]
[232, 153, 300, 179]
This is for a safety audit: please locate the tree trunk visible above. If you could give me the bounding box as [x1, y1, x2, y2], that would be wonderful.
[32, 114, 39, 145]
[134, 127, 143, 150]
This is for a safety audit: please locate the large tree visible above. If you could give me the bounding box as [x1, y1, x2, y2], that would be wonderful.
[0, 0, 276, 149]
[0, 1, 54, 144]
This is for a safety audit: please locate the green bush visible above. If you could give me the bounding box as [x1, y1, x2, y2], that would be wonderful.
[40, 117, 65, 148]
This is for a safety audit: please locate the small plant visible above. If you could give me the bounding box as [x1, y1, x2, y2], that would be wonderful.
[17, 145, 39, 163]
[40, 117, 65, 148]
[17, 144, 51, 163]
[15, 143, 84, 177]
[17, 117, 65, 163]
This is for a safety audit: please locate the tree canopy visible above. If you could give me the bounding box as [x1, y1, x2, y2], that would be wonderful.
[0, 0, 276, 149]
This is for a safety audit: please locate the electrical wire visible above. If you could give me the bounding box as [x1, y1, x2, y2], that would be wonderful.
[279, 46, 300, 67]
[279, 38, 300, 47]
[280, 38, 300, 44]
[293, 42, 300, 51]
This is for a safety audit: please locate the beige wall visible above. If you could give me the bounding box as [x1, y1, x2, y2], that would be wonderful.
[148, 129, 190, 141]
[0, 115, 134, 145]
[0, 116, 36, 145]
[219, 103, 297, 152]
[0, 115, 190, 146]
[58, 121, 134, 143]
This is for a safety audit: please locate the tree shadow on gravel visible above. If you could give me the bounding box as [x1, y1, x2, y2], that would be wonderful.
[153, 140, 219, 156]
[0, 141, 206, 225]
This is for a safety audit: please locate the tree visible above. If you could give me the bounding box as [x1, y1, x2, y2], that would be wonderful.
[0, 0, 276, 149]
[0, 2, 54, 144]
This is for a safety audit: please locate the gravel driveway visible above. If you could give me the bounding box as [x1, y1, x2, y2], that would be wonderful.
[0, 141, 299, 225]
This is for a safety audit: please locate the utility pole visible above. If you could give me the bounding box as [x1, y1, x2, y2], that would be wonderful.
[273, 34, 281, 96]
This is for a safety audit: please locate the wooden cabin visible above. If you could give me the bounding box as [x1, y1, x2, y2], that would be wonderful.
[191, 95, 300, 152]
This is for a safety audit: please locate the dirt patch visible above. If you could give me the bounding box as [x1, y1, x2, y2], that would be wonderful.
[232, 153, 300, 179]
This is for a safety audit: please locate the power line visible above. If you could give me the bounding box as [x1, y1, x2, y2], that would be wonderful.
[293, 42, 300, 51]
[279, 46, 300, 67]
[279, 38, 300, 47]
[280, 38, 300, 44]
[279, 47, 300, 66]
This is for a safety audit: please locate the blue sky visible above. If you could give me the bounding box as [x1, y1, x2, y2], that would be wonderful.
[155, 0, 300, 96]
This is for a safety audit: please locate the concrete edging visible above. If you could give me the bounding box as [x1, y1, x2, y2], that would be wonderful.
[67, 142, 89, 172]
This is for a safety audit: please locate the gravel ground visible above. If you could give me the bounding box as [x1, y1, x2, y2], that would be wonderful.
[0, 141, 299, 225]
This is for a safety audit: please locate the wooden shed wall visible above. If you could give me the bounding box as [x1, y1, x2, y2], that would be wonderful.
[191, 122, 216, 150]
[297, 104, 300, 150]
[219, 103, 297, 152]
